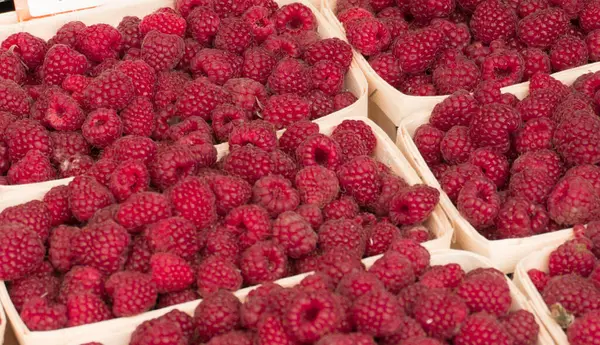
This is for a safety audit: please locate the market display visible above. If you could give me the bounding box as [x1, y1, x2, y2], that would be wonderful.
[334, 0, 600, 96]
[0, 0, 358, 185]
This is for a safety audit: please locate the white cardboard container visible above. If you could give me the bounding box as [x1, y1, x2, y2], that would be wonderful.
[11, 249, 554, 345]
[320, 0, 600, 133]
[0, 116, 454, 345]
[0, 0, 369, 208]
[514, 245, 569, 345]
[0, 299, 6, 345]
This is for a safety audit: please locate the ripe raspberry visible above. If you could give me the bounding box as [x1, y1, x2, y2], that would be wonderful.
[196, 255, 242, 297]
[119, 97, 156, 137]
[242, 47, 277, 84]
[543, 274, 600, 316]
[527, 269, 549, 291]
[130, 318, 186, 345]
[0, 223, 44, 281]
[68, 176, 114, 222]
[105, 271, 156, 317]
[440, 126, 476, 164]
[0, 200, 51, 242]
[6, 150, 55, 185]
[333, 92, 358, 110]
[213, 18, 253, 55]
[148, 144, 197, 190]
[457, 176, 501, 229]
[364, 221, 402, 256]
[481, 50, 524, 87]
[318, 218, 365, 258]
[281, 290, 340, 343]
[521, 48, 551, 80]
[346, 18, 390, 56]
[239, 240, 287, 284]
[0, 79, 31, 117]
[511, 149, 563, 184]
[586, 29, 600, 61]
[369, 251, 415, 294]
[369, 52, 404, 89]
[501, 310, 540, 345]
[389, 185, 440, 226]
[565, 165, 600, 197]
[429, 91, 479, 131]
[278, 120, 318, 155]
[115, 190, 170, 230]
[388, 239, 430, 275]
[84, 69, 134, 111]
[548, 175, 600, 226]
[409, 0, 455, 20]
[81, 108, 122, 148]
[146, 217, 198, 261]
[47, 225, 77, 273]
[262, 34, 302, 60]
[229, 120, 277, 152]
[310, 60, 344, 96]
[508, 168, 555, 205]
[267, 58, 312, 95]
[49, 21, 85, 46]
[139, 10, 186, 37]
[295, 165, 340, 207]
[157, 289, 198, 308]
[203, 175, 251, 216]
[469, 103, 521, 153]
[0, 51, 25, 85]
[496, 197, 549, 238]
[433, 58, 480, 94]
[72, 220, 130, 274]
[185, 6, 219, 45]
[222, 145, 274, 184]
[336, 271, 385, 301]
[296, 204, 324, 230]
[58, 266, 103, 304]
[517, 8, 569, 49]
[167, 176, 217, 230]
[549, 239, 596, 277]
[223, 204, 271, 250]
[241, 6, 275, 44]
[211, 106, 248, 142]
[580, 1, 600, 32]
[304, 38, 353, 72]
[454, 313, 513, 345]
[413, 289, 469, 339]
[331, 130, 369, 162]
[338, 6, 374, 25]
[392, 27, 443, 73]
[1, 32, 47, 70]
[419, 263, 465, 289]
[141, 30, 184, 71]
[194, 290, 241, 342]
[323, 196, 359, 220]
[514, 117, 555, 153]
[224, 78, 268, 114]
[457, 269, 511, 316]
[273, 3, 317, 36]
[88, 204, 119, 226]
[149, 252, 194, 293]
[567, 310, 600, 345]
[176, 78, 231, 120]
[9, 274, 59, 313]
[190, 48, 242, 85]
[337, 156, 381, 206]
[115, 60, 156, 99]
[65, 292, 111, 327]
[252, 175, 299, 216]
[117, 16, 141, 51]
[439, 163, 482, 202]
[20, 297, 67, 331]
[256, 313, 296, 345]
[41, 90, 86, 132]
[76, 24, 121, 62]
[351, 289, 402, 337]
[468, 147, 509, 188]
[5, 118, 51, 162]
[306, 89, 334, 120]
[550, 35, 589, 71]
[296, 133, 342, 170]
[43, 186, 72, 227]
[470, 0, 517, 44]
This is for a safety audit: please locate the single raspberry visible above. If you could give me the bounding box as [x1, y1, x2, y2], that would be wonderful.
[433, 58, 480, 94]
[336, 271, 385, 302]
[210, 105, 248, 142]
[118, 97, 156, 137]
[1, 32, 47, 70]
[72, 220, 130, 274]
[346, 17, 390, 56]
[81, 108, 122, 148]
[363, 221, 402, 256]
[43, 186, 72, 227]
[299, 272, 335, 293]
[84, 69, 134, 111]
[511, 149, 563, 184]
[194, 290, 241, 342]
[196, 255, 242, 297]
[278, 120, 318, 155]
[586, 29, 600, 62]
[496, 197, 549, 238]
[457, 176, 501, 229]
[480, 50, 524, 87]
[109, 160, 150, 202]
[41, 45, 88, 87]
[517, 8, 569, 49]
[295, 165, 340, 207]
[386, 239, 430, 277]
[242, 6, 275, 44]
[331, 129, 370, 162]
[117, 16, 141, 51]
[185, 6, 219, 45]
[370, 251, 416, 294]
[20, 297, 67, 331]
[76, 24, 121, 62]
[565, 165, 600, 197]
[205, 174, 252, 216]
[68, 176, 114, 222]
[304, 38, 353, 72]
[337, 156, 381, 206]
[429, 91, 479, 131]
[501, 310, 539, 345]
[323, 196, 360, 221]
[338, 6, 374, 25]
[310, 60, 344, 96]
[255, 313, 296, 345]
[580, 1, 600, 32]
[149, 252, 194, 293]
[305, 89, 334, 120]
[281, 290, 341, 343]
[213, 18, 253, 55]
[104, 271, 156, 317]
[543, 274, 600, 316]
[139, 10, 186, 37]
[130, 318, 186, 345]
[392, 27, 444, 73]
[296, 133, 342, 170]
[65, 292, 111, 327]
[389, 185, 440, 226]
[350, 289, 402, 337]
[440, 126, 476, 164]
[439, 163, 481, 202]
[527, 269, 549, 291]
[0, 51, 25, 85]
[468, 147, 509, 188]
[514, 117, 555, 154]
[242, 47, 277, 84]
[49, 21, 85, 46]
[146, 217, 199, 261]
[521, 48, 551, 80]
[0, 222, 44, 281]
[268, 149, 297, 182]
[168, 176, 217, 230]
[0, 78, 31, 117]
[148, 144, 197, 190]
[8, 274, 59, 313]
[251, 175, 299, 217]
[224, 79, 268, 115]
[409, 0, 455, 20]
[333, 92, 358, 110]
[190, 48, 242, 85]
[550, 35, 589, 71]
[229, 120, 276, 152]
[369, 52, 404, 89]
[6, 150, 54, 185]
[470, 0, 517, 44]
[224, 204, 272, 250]
[567, 310, 600, 345]
[157, 289, 198, 308]
[115, 60, 156, 99]
[4, 118, 51, 162]
[469, 103, 521, 153]
[263, 33, 302, 60]
[267, 58, 312, 96]
[318, 218, 365, 258]
[419, 263, 465, 289]
[547, 175, 600, 226]
[454, 313, 513, 345]
[315, 248, 365, 284]
[413, 289, 469, 339]
[58, 154, 94, 178]
[457, 269, 511, 316]
[549, 240, 595, 278]
[508, 168, 555, 205]
[88, 204, 119, 226]
[176, 78, 231, 120]
[297, 204, 324, 230]
[0, 200, 51, 242]
[272, 3, 317, 36]
[141, 30, 184, 71]
[58, 266, 105, 303]
[222, 145, 274, 184]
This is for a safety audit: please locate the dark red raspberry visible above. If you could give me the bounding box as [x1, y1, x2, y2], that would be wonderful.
[279, 120, 319, 155]
[480, 50, 524, 87]
[146, 217, 198, 261]
[0, 51, 25, 85]
[105, 271, 156, 317]
[409, 0, 455, 20]
[392, 27, 443, 73]
[224, 78, 267, 114]
[521, 48, 551, 80]
[190, 48, 242, 85]
[470, 0, 517, 44]
[334, 92, 358, 110]
[318, 218, 365, 258]
[229, 120, 277, 152]
[240, 48, 275, 85]
[369, 173, 408, 216]
[72, 220, 130, 275]
[306, 89, 334, 120]
[567, 310, 600, 345]
[296, 165, 340, 207]
[579, 0, 600, 32]
[469, 103, 521, 153]
[6, 150, 54, 185]
[68, 176, 114, 222]
[369, 52, 404, 89]
[186, 5, 220, 45]
[587, 28, 600, 63]
[511, 149, 563, 183]
[76, 24, 121, 62]
[508, 168, 555, 205]
[0, 200, 51, 241]
[296, 133, 342, 170]
[263, 34, 301, 60]
[48, 225, 78, 273]
[149, 252, 194, 293]
[110, 135, 157, 166]
[211, 105, 248, 142]
[517, 8, 569, 49]
[389, 185, 439, 225]
[369, 251, 415, 294]
[468, 147, 509, 187]
[43, 185, 73, 226]
[119, 97, 155, 137]
[433, 58, 480, 94]
[429, 91, 479, 131]
[4, 118, 51, 162]
[331, 129, 369, 161]
[141, 30, 184, 71]
[549, 239, 595, 277]
[543, 274, 600, 316]
[337, 156, 381, 206]
[20, 297, 67, 331]
[439, 163, 482, 201]
[496, 197, 549, 238]
[388, 240, 430, 276]
[0, 223, 44, 280]
[81, 108, 122, 148]
[222, 145, 274, 184]
[419, 263, 465, 289]
[176, 78, 231, 120]
[267, 58, 312, 96]
[114, 191, 170, 232]
[454, 313, 513, 345]
[242, 6, 276, 44]
[117, 16, 141, 51]
[527, 269, 549, 291]
[514, 117, 555, 153]
[139, 10, 186, 37]
[550, 35, 588, 71]
[240, 241, 287, 285]
[157, 289, 198, 308]
[457, 269, 512, 316]
[336, 271, 385, 301]
[364, 221, 402, 256]
[554, 111, 600, 165]
[457, 176, 501, 229]
[49, 21, 85, 46]
[255, 313, 296, 345]
[9, 273, 59, 313]
[311, 60, 344, 96]
[346, 18, 390, 56]
[41, 90, 86, 132]
[148, 144, 196, 190]
[315, 248, 364, 284]
[414, 288, 469, 339]
[304, 38, 353, 72]
[440, 126, 476, 164]
[252, 175, 300, 217]
[0, 79, 30, 117]
[130, 318, 186, 345]
[273, 3, 317, 36]
[282, 290, 342, 343]
[323, 196, 360, 221]
[168, 176, 216, 230]
[351, 289, 402, 337]
[83, 69, 134, 111]
[214, 18, 253, 55]
[223, 204, 271, 251]
[205, 174, 251, 216]
[547, 175, 600, 226]
[196, 255, 242, 297]
[1, 32, 47, 70]
[108, 160, 149, 202]
[115, 60, 156, 99]
[297, 204, 324, 229]
[269, 149, 297, 181]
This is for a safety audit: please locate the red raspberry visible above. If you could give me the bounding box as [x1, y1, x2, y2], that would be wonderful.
[282, 290, 342, 343]
[205, 174, 252, 216]
[304, 38, 353, 72]
[194, 290, 241, 341]
[119, 97, 155, 137]
[414, 289, 469, 339]
[469, 103, 521, 153]
[148, 144, 197, 190]
[338, 7, 374, 25]
[0, 51, 25, 85]
[587, 29, 600, 61]
[206, 331, 254, 345]
[267, 58, 312, 96]
[529, 71, 570, 95]
[351, 289, 402, 337]
[496, 197, 549, 238]
[0, 200, 51, 241]
[176, 79, 231, 120]
[115, 60, 157, 99]
[547, 175, 600, 226]
[76, 24, 121, 62]
[168, 176, 217, 230]
[5, 118, 51, 162]
[117, 16, 141, 51]
[0, 78, 31, 117]
[146, 217, 199, 261]
[554, 111, 600, 165]
[223, 205, 270, 251]
[141, 30, 184, 71]
[108, 160, 149, 202]
[388, 239, 430, 275]
[1, 32, 47, 70]
[454, 313, 513, 345]
[521, 48, 551, 80]
[527, 269, 549, 291]
[337, 0, 372, 12]
[580, 1, 600, 32]
[419, 263, 465, 289]
[41, 91, 86, 132]
[429, 91, 479, 131]
[88, 204, 119, 226]
[440, 126, 476, 164]
[470, 0, 517, 44]
[311, 60, 344, 96]
[213, 18, 253, 55]
[369, 52, 404, 89]
[72, 220, 130, 274]
[511, 149, 563, 183]
[331, 129, 369, 161]
[433, 58, 480, 94]
[346, 18, 390, 56]
[389, 185, 440, 225]
[369, 251, 415, 294]
[457, 176, 501, 229]
[567, 310, 600, 345]
[139, 10, 186, 37]
[196, 255, 242, 297]
[549, 239, 595, 277]
[6, 150, 55, 185]
[263, 33, 302, 58]
[224, 78, 268, 114]
[43, 186, 73, 226]
[20, 297, 67, 331]
[323, 196, 359, 220]
[364, 221, 402, 256]
[58, 266, 105, 304]
[514, 117, 555, 153]
[480, 50, 524, 87]
[59, 154, 94, 178]
[279, 120, 319, 155]
[468, 147, 509, 187]
[242, 47, 277, 84]
[543, 274, 600, 316]
[47, 225, 78, 272]
[334, 92, 358, 111]
[0, 223, 44, 280]
[229, 120, 277, 152]
[48, 131, 88, 165]
[517, 8, 569, 49]
[68, 176, 114, 222]
[392, 27, 443, 73]
[439, 163, 482, 201]
[9, 273, 59, 313]
[149, 252, 194, 293]
[502, 310, 539, 345]
[242, 6, 276, 44]
[49, 21, 85, 46]
[457, 269, 511, 316]
[565, 164, 600, 196]
[296, 165, 340, 207]
[550, 35, 589, 71]
[273, 3, 317, 36]
[299, 272, 335, 293]
[409, 0, 455, 20]
[270, 149, 298, 181]
[314, 248, 364, 283]
[222, 145, 274, 184]
[84, 69, 134, 111]
[81, 108, 122, 148]
[305, 89, 333, 120]
[336, 271, 385, 301]
[183, 5, 217, 43]
[105, 271, 156, 317]
[111, 135, 157, 166]
[130, 318, 186, 345]
[190, 49, 242, 86]
[211, 105, 248, 142]
[251, 175, 299, 216]
[157, 289, 198, 308]
[508, 167, 555, 205]
[153, 71, 190, 111]
[318, 218, 365, 257]
[295, 133, 342, 170]
[297, 204, 324, 229]
[256, 313, 296, 345]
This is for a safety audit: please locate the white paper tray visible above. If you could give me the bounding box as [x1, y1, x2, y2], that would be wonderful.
[0, 299, 5, 345]
[0, 115, 454, 345]
[0, 0, 369, 206]
[320, 0, 600, 132]
[514, 245, 569, 345]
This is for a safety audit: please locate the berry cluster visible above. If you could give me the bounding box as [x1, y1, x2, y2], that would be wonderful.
[414, 72, 600, 240]
[0, 119, 442, 331]
[0, 0, 358, 185]
[526, 224, 600, 345]
[127, 246, 540, 345]
[336, 0, 600, 96]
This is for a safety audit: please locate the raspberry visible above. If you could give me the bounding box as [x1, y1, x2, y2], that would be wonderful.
[298, 273, 335, 293]
[586, 30, 600, 61]
[49, 21, 85, 46]
[337, 156, 381, 206]
[72, 220, 130, 274]
[58, 265, 104, 305]
[147, 217, 199, 261]
[190, 48, 242, 85]
[213, 18, 253, 55]
[304, 38, 353, 72]
[565, 164, 600, 196]
[222, 145, 274, 184]
[429, 92, 479, 132]
[0, 79, 30, 117]
[296, 134, 342, 170]
[369, 251, 416, 294]
[117, 16, 141, 51]
[267, 58, 312, 96]
[0, 200, 51, 242]
[251, 175, 299, 217]
[433, 58, 480, 94]
[1, 32, 47, 70]
[318, 218, 365, 258]
[211, 105, 248, 142]
[105, 270, 157, 317]
[154, 71, 190, 111]
[0, 227, 44, 280]
[454, 313, 513, 345]
[6, 150, 55, 185]
[296, 165, 340, 207]
[468, 147, 509, 188]
[351, 290, 402, 337]
[0, 51, 25, 85]
[65, 292, 111, 327]
[470, 0, 517, 44]
[323, 196, 360, 220]
[501, 310, 539, 345]
[84, 69, 134, 111]
[116, 191, 170, 231]
[279, 120, 319, 155]
[43, 186, 73, 227]
[206, 174, 252, 216]
[580, 1, 600, 32]
[41, 90, 86, 132]
[336, 271, 385, 301]
[48, 225, 78, 271]
[331, 130, 369, 161]
[508, 168, 555, 205]
[256, 313, 296, 345]
[224, 78, 268, 114]
[168, 176, 217, 230]
[5, 118, 51, 162]
[272, 3, 317, 36]
[346, 18, 390, 56]
[457, 269, 511, 316]
[9, 274, 59, 313]
[521, 48, 551, 80]
[149, 252, 194, 293]
[58, 154, 93, 178]
[20, 297, 67, 331]
[457, 176, 501, 229]
[120, 97, 155, 137]
[157, 289, 198, 308]
[196, 255, 242, 297]
[514, 117, 555, 153]
[141, 30, 184, 71]
[81, 108, 122, 148]
[527, 269, 549, 291]
[333, 92, 358, 110]
[224, 204, 271, 250]
[176, 78, 231, 120]
[409, 0, 455, 20]
[206, 331, 254, 345]
[242, 47, 277, 85]
[419, 263, 465, 289]
[130, 318, 186, 345]
[111, 135, 157, 165]
[568, 310, 600, 345]
[496, 197, 549, 238]
[364, 221, 402, 256]
[76, 24, 121, 62]
[229, 120, 277, 152]
[315, 248, 364, 284]
[318, 333, 378, 345]
[149, 144, 197, 190]
[167, 116, 212, 141]
[392, 27, 443, 73]
[194, 290, 241, 342]
[389, 185, 440, 226]
[242, 6, 276, 44]
[297, 204, 324, 229]
[543, 274, 600, 316]
[439, 163, 481, 202]
[440, 126, 476, 164]
[270, 149, 298, 181]
[469, 103, 521, 153]
[139, 10, 186, 37]
[307, 90, 335, 120]
[388, 239, 430, 276]
[68, 176, 114, 222]
[550, 35, 589, 71]
[481, 50, 524, 87]
[413, 289, 469, 339]
[549, 239, 595, 278]
[548, 175, 600, 226]
[115, 60, 157, 99]
[369, 52, 404, 89]
[281, 290, 340, 343]
[517, 8, 569, 49]
[338, 7, 374, 25]
[511, 149, 563, 183]
[89, 204, 119, 226]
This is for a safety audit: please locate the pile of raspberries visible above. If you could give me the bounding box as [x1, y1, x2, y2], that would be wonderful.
[413, 72, 600, 240]
[0, 118, 443, 331]
[0, 0, 358, 185]
[526, 224, 600, 345]
[124, 247, 541, 345]
[335, 0, 600, 96]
